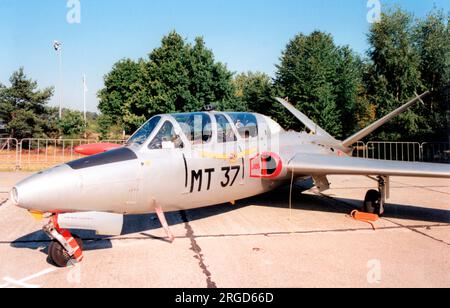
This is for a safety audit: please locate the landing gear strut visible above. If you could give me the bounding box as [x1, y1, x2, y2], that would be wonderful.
[43, 215, 84, 267]
[363, 176, 388, 216]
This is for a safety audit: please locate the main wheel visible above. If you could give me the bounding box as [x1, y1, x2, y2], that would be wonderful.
[48, 235, 83, 267]
[363, 190, 382, 215]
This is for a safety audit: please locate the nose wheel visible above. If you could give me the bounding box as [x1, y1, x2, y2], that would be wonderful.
[49, 235, 83, 267]
[43, 215, 84, 267]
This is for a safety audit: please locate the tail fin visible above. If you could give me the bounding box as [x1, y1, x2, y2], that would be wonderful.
[275, 97, 340, 146]
[340, 91, 429, 148]
[276, 91, 430, 151]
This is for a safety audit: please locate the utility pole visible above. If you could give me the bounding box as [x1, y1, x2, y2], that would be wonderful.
[83, 74, 87, 123]
[53, 41, 63, 119]
[83, 74, 88, 139]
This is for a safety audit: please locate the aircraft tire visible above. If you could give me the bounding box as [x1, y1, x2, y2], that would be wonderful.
[48, 235, 83, 267]
[363, 189, 382, 215]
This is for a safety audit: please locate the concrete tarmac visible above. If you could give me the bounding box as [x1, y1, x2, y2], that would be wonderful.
[0, 172, 449, 288]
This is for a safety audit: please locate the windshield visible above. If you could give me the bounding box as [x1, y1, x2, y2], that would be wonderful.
[148, 121, 184, 150]
[173, 113, 212, 145]
[126, 116, 161, 147]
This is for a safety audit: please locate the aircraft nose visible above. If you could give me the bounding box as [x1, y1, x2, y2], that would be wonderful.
[10, 186, 19, 206]
[12, 180, 33, 210]
[12, 164, 76, 212]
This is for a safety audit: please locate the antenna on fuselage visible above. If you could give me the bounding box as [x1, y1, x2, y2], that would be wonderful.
[203, 103, 216, 112]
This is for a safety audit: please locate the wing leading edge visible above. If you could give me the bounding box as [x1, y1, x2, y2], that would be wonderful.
[288, 153, 450, 178]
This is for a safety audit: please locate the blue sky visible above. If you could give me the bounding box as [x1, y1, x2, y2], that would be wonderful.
[0, 0, 449, 112]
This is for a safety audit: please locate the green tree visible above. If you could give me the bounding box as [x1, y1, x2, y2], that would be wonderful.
[59, 110, 86, 137]
[97, 114, 114, 140]
[98, 58, 146, 133]
[413, 10, 450, 141]
[415, 10, 450, 92]
[354, 84, 377, 131]
[98, 31, 241, 134]
[0, 68, 54, 139]
[366, 8, 423, 141]
[187, 37, 241, 112]
[233, 72, 274, 115]
[0, 83, 13, 125]
[145, 32, 241, 114]
[144, 32, 195, 115]
[40, 106, 61, 139]
[7, 109, 45, 140]
[335, 47, 366, 136]
[275, 31, 362, 138]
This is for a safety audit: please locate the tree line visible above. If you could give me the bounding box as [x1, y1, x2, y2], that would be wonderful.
[1, 8, 449, 142]
[99, 8, 449, 141]
[0, 68, 98, 140]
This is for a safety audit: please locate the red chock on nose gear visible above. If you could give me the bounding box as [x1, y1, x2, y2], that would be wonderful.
[51, 215, 84, 263]
[62, 230, 83, 263]
[349, 210, 379, 231]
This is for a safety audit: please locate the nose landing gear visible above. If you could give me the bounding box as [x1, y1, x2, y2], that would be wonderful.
[363, 176, 389, 216]
[43, 215, 84, 267]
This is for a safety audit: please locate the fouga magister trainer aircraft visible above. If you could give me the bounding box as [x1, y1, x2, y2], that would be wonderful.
[10, 91, 450, 267]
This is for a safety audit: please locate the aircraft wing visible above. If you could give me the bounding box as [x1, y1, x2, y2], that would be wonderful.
[288, 153, 450, 178]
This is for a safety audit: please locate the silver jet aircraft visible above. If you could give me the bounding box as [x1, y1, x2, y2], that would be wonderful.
[10, 92, 450, 266]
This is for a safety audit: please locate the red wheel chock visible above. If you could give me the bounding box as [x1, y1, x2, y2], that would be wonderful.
[349, 210, 379, 230]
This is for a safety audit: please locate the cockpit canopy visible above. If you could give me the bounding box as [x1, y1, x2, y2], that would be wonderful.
[126, 111, 281, 150]
[126, 116, 162, 147]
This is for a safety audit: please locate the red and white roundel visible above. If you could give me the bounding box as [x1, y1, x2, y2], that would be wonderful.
[250, 152, 283, 179]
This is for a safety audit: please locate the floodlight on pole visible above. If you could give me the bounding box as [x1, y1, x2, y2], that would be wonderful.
[53, 40, 63, 119]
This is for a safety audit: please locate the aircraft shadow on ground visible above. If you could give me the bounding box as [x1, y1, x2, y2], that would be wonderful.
[244, 185, 450, 224]
[11, 182, 450, 258]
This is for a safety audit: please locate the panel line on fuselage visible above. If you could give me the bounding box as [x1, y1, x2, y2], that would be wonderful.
[183, 153, 188, 188]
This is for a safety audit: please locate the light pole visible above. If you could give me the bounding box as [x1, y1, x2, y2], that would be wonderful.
[82, 74, 88, 139]
[82, 74, 87, 123]
[53, 40, 63, 119]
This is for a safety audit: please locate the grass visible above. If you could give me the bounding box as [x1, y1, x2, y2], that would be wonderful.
[1, 149, 82, 172]
[0, 164, 56, 172]
[0, 166, 18, 172]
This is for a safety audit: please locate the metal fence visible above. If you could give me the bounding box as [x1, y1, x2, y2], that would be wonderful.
[422, 142, 450, 164]
[0, 138, 19, 169]
[366, 142, 421, 162]
[17, 139, 125, 170]
[352, 141, 367, 159]
[0, 139, 449, 170]
[352, 142, 450, 164]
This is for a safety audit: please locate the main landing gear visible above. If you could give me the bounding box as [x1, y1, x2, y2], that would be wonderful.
[363, 176, 389, 216]
[43, 215, 83, 267]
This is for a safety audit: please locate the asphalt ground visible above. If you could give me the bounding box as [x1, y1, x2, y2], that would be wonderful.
[0, 172, 449, 288]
